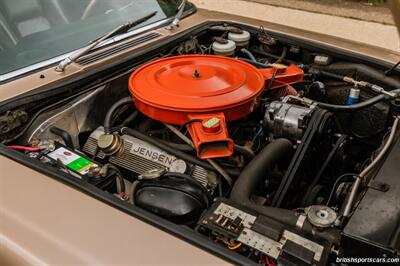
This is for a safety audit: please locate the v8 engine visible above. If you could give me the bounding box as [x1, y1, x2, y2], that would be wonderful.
[5, 25, 400, 265]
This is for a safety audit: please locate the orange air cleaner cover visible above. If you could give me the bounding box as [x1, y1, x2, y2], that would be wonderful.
[128, 55, 266, 125]
[128, 55, 303, 159]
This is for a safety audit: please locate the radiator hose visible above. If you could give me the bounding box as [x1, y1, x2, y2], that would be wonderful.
[230, 138, 339, 243]
[230, 139, 295, 222]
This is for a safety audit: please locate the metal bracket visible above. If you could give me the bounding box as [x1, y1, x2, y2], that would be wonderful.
[165, 0, 186, 30]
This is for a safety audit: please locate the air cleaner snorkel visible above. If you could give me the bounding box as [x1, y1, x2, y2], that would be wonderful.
[128, 55, 303, 159]
[186, 113, 234, 158]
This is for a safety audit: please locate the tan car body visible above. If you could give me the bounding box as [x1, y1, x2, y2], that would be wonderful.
[1, 4, 400, 265]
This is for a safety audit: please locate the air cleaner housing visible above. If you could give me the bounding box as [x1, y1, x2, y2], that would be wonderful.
[128, 55, 303, 159]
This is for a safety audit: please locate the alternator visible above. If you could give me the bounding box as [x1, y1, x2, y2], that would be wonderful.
[264, 101, 314, 141]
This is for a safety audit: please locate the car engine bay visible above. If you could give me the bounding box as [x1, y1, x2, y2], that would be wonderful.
[2, 24, 400, 265]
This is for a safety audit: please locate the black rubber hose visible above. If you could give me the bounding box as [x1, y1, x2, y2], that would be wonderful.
[104, 96, 132, 133]
[138, 118, 156, 133]
[234, 144, 255, 161]
[312, 69, 344, 81]
[230, 139, 292, 205]
[50, 126, 74, 148]
[230, 139, 339, 243]
[121, 110, 139, 127]
[316, 94, 389, 111]
[104, 163, 125, 193]
[309, 66, 400, 111]
[230, 139, 300, 226]
[314, 62, 400, 89]
[311, 67, 400, 93]
[120, 127, 240, 177]
[250, 48, 296, 65]
[250, 48, 281, 60]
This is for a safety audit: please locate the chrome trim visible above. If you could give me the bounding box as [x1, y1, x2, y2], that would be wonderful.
[76, 32, 161, 65]
[55, 11, 158, 72]
[0, 17, 172, 82]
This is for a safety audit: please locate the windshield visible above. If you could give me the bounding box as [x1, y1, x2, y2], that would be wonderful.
[0, 0, 182, 76]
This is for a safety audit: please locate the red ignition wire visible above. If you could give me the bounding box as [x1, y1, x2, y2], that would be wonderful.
[7, 145, 42, 152]
[266, 256, 277, 266]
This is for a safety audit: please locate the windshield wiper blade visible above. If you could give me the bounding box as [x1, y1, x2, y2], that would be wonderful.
[55, 11, 157, 72]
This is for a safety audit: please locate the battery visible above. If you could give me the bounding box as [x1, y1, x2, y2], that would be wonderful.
[39, 142, 116, 191]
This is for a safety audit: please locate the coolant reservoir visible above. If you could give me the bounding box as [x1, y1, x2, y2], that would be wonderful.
[212, 38, 236, 56]
[228, 30, 250, 48]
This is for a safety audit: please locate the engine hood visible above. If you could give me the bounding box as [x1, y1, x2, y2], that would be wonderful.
[390, 0, 400, 36]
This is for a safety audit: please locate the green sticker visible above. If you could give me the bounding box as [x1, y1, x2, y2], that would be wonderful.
[67, 157, 94, 174]
[47, 147, 97, 175]
[203, 117, 220, 128]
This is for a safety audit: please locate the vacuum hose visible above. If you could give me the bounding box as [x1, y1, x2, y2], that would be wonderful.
[104, 96, 132, 133]
[314, 62, 400, 89]
[316, 94, 389, 111]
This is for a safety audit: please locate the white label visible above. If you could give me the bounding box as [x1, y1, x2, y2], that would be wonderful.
[47, 147, 80, 165]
